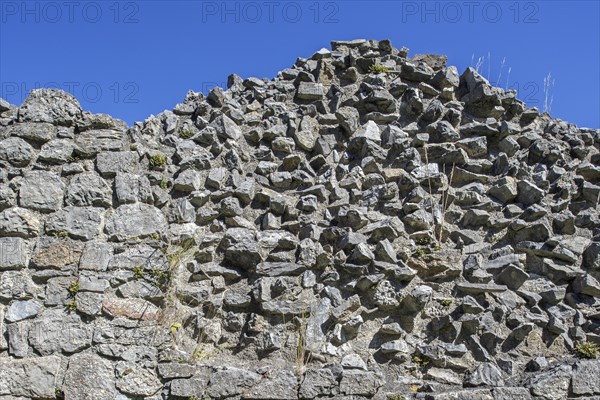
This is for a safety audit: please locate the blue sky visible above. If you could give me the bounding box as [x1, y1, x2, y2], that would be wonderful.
[1, 0, 598, 128]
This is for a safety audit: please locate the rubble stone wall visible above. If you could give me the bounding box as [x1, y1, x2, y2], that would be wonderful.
[0, 39, 599, 399]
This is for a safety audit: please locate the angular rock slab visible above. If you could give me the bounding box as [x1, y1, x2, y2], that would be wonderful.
[102, 297, 160, 321]
[116, 363, 163, 397]
[28, 309, 92, 355]
[18, 170, 65, 213]
[0, 207, 41, 238]
[0, 137, 35, 167]
[46, 206, 104, 240]
[5, 299, 42, 322]
[0, 237, 30, 270]
[63, 353, 117, 400]
[65, 172, 112, 207]
[30, 236, 82, 269]
[19, 88, 82, 125]
[0, 356, 61, 398]
[572, 360, 600, 395]
[96, 151, 140, 177]
[105, 203, 167, 241]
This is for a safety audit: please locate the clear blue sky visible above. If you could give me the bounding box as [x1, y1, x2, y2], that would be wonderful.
[1, 0, 598, 128]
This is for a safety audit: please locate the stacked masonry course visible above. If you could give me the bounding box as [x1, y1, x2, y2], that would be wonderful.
[0, 39, 600, 399]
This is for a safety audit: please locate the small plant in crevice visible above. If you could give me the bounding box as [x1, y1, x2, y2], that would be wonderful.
[133, 265, 145, 279]
[53, 231, 69, 238]
[369, 63, 391, 75]
[414, 247, 426, 258]
[159, 177, 169, 190]
[575, 341, 599, 359]
[387, 395, 405, 400]
[130, 143, 138, 151]
[156, 238, 198, 340]
[65, 299, 77, 312]
[440, 299, 453, 307]
[148, 153, 167, 168]
[412, 354, 429, 369]
[294, 307, 312, 376]
[150, 268, 170, 289]
[170, 322, 182, 336]
[68, 279, 80, 296]
[179, 129, 195, 139]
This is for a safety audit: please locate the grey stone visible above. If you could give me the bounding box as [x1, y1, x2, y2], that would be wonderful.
[115, 363, 162, 397]
[79, 276, 109, 292]
[63, 353, 117, 400]
[573, 274, 600, 297]
[211, 114, 242, 141]
[65, 172, 112, 207]
[39, 138, 75, 163]
[299, 368, 338, 399]
[79, 242, 113, 271]
[425, 389, 494, 400]
[105, 203, 168, 241]
[380, 339, 410, 355]
[336, 106, 360, 134]
[7, 321, 29, 357]
[7, 122, 57, 143]
[19, 88, 82, 125]
[29, 309, 92, 355]
[205, 368, 261, 398]
[584, 242, 600, 278]
[457, 136, 488, 157]
[572, 360, 600, 395]
[341, 353, 367, 370]
[0, 270, 38, 301]
[174, 168, 203, 192]
[0, 356, 61, 398]
[0, 137, 35, 167]
[75, 291, 104, 316]
[5, 299, 42, 322]
[456, 282, 507, 295]
[488, 177, 518, 203]
[297, 82, 324, 100]
[108, 244, 166, 271]
[494, 264, 529, 290]
[96, 151, 140, 177]
[170, 377, 209, 397]
[117, 280, 163, 301]
[0, 185, 17, 212]
[492, 387, 532, 400]
[243, 369, 298, 399]
[115, 172, 153, 204]
[46, 206, 104, 240]
[466, 362, 505, 387]
[527, 364, 572, 400]
[0, 207, 41, 238]
[221, 228, 263, 269]
[339, 370, 383, 396]
[517, 180, 545, 206]
[75, 128, 125, 156]
[426, 367, 463, 385]
[0, 237, 29, 270]
[18, 170, 65, 212]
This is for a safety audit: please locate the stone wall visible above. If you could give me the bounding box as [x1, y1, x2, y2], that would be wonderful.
[0, 39, 599, 399]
